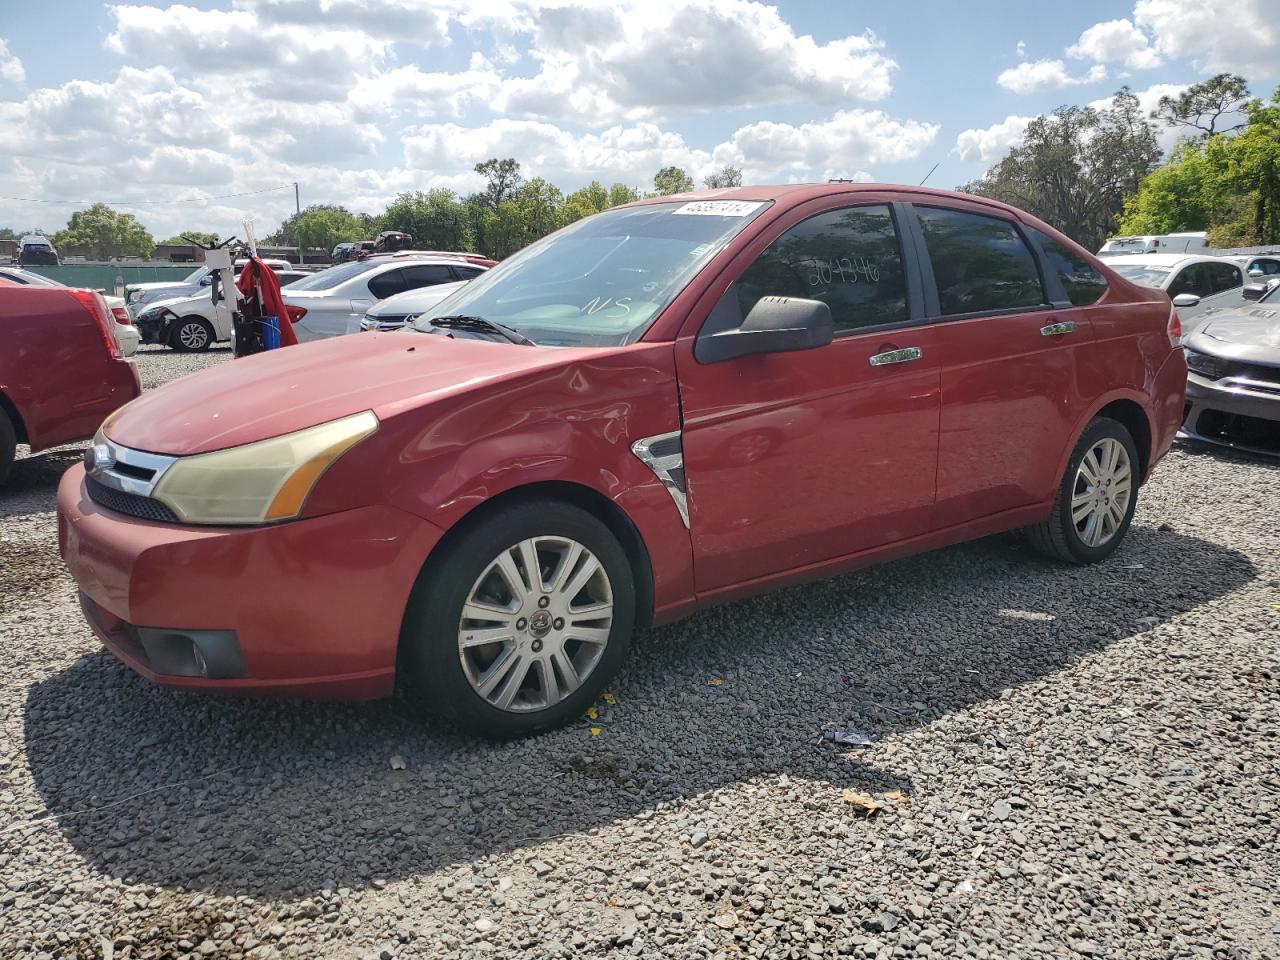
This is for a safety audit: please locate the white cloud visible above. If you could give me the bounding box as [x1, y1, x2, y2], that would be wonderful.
[1134, 0, 1278, 77]
[997, 59, 1107, 95]
[1015, 40, 1026, 58]
[492, 0, 898, 121]
[401, 109, 937, 191]
[1068, 18, 1161, 69]
[0, 38, 23, 85]
[954, 115, 1035, 163]
[348, 56, 503, 120]
[106, 4, 390, 102]
[712, 111, 939, 183]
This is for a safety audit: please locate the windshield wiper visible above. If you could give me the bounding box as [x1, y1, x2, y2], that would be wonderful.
[427, 315, 535, 346]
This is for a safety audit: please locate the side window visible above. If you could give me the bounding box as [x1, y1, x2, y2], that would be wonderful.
[367, 269, 407, 299]
[1257, 259, 1280, 276]
[453, 266, 486, 280]
[735, 204, 908, 333]
[915, 207, 1046, 315]
[1031, 229, 1107, 306]
[400, 264, 457, 290]
[1205, 262, 1242, 294]
[1168, 265, 1208, 297]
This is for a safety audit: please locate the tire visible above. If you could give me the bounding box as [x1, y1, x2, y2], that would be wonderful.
[170, 317, 213, 353]
[400, 499, 637, 738]
[0, 408, 15, 487]
[1027, 416, 1140, 564]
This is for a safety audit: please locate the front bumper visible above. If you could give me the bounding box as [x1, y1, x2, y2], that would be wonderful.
[1179, 370, 1280, 457]
[57, 464, 444, 699]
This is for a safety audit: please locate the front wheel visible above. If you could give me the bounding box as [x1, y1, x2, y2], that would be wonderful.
[170, 316, 213, 352]
[1027, 416, 1140, 564]
[400, 499, 636, 738]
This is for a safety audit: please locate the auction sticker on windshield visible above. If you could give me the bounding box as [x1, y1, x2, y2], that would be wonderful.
[672, 200, 766, 217]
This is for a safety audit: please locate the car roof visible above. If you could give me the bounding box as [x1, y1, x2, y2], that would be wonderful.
[625, 182, 1031, 219]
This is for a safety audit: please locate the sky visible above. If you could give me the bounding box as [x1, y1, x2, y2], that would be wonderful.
[0, 0, 1277, 242]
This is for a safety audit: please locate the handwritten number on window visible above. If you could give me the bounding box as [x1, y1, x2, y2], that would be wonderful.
[804, 257, 879, 286]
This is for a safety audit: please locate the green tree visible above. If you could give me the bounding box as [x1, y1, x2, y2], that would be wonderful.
[293, 207, 364, 254]
[265, 204, 360, 246]
[703, 165, 743, 188]
[653, 166, 694, 195]
[52, 203, 155, 259]
[161, 231, 219, 247]
[0, 228, 17, 240]
[1154, 73, 1251, 137]
[474, 158, 524, 211]
[381, 190, 474, 251]
[1122, 85, 1280, 246]
[961, 88, 1161, 250]
[607, 183, 640, 207]
[561, 180, 610, 226]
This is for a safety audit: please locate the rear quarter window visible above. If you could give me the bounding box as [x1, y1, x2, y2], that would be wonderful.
[1031, 230, 1108, 306]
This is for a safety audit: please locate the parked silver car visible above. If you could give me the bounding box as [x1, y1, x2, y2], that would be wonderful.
[1180, 280, 1280, 456]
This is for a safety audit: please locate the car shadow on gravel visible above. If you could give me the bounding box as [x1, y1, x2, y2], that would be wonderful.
[21, 526, 1256, 900]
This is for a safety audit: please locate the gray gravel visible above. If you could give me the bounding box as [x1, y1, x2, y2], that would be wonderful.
[2, 345, 1278, 959]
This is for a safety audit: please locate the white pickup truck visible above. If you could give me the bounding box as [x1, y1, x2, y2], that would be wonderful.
[125, 258, 293, 319]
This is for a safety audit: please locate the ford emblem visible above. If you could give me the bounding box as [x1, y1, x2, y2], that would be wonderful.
[86, 443, 115, 474]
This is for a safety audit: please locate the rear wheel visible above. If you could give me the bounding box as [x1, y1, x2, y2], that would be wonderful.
[0, 408, 15, 486]
[400, 499, 636, 738]
[1027, 417, 1139, 564]
[171, 317, 213, 352]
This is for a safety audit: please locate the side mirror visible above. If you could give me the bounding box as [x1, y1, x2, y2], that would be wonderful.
[696, 296, 834, 363]
[199, 274, 213, 286]
[1171, 293, 1201, 308]
[1249, 268, 1263, 277]
[1242, 283, 1267, 301]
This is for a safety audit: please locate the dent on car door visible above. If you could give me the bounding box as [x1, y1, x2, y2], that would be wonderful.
[912, 205, 1095, 524]
[673, 200, 942, 594]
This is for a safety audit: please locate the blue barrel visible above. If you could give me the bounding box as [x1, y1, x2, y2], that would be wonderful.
[261, 315, 281, 350]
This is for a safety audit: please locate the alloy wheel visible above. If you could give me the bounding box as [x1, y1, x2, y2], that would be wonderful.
[458, 536, 613, 713]
[178, 322, 208, 350]
[1070, 437, 1132, 548]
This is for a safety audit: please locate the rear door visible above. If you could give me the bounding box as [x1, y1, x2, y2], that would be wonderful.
[910, 203, 1095, 526]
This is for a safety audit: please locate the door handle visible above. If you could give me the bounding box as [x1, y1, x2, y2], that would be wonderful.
[869, 346, 922, 366]
[1040, 320, 1077, 337]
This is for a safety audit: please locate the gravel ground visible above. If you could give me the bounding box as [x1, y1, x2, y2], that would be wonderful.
[1, 345, 1278, 960]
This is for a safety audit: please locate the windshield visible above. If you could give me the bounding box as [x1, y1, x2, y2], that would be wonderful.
[181, 266, 209, 283]
[1112, 264, 1172, 287]
[409, 199, 772, 346]
[285, 259, 381, 291]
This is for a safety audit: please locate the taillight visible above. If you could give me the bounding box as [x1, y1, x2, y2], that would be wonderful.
[285, 305, 307, 322]
[110, 305, 132, 325]
[1167, 304, 1182, 348]
[71, 288, 123, 359]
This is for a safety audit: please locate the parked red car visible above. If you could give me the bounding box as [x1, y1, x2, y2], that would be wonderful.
[58, 185, 1187, 736]
[1, 285, 140, 485]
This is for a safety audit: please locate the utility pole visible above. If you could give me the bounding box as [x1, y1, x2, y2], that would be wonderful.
[294, 182, 302, 264]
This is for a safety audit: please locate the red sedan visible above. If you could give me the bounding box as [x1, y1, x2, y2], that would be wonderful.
[1, 285, 140, 485]
[57, 185, 1187, 737]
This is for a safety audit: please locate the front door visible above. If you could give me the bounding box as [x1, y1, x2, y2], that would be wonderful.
[674, 201, 941, 593]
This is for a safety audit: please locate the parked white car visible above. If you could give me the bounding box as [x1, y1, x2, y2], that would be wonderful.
[134, 270, 308, 351]
[0, 266, 138, 356]
[1104, 254, 1247, 329]
[125, 258, 293, 318]
[283, 257, 478, 340]
[1097, 232, 1208, 258]
[1223, 253, 1280, 279]
[358, 279, 474, 331]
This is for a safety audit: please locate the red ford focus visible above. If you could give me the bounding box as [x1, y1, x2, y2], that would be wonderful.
[58, 185, 1187, 737]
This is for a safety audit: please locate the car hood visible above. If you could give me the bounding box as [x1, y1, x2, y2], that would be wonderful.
[142, 290, 212, 312]
[105, 332, 599, 456]
[1185, 304, 1280, 365]
[128, 281, 195, 293]
[366, 281, 467, 318]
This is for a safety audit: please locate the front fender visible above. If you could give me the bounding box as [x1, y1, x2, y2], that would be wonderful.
[307, 343, 697, 617]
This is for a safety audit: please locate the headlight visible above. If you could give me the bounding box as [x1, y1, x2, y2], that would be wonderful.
[1183, 348, 1231, 380]
[150, 411, 379, 525]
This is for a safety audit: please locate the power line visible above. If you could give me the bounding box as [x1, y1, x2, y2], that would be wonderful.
[0, 183, 297, 206]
